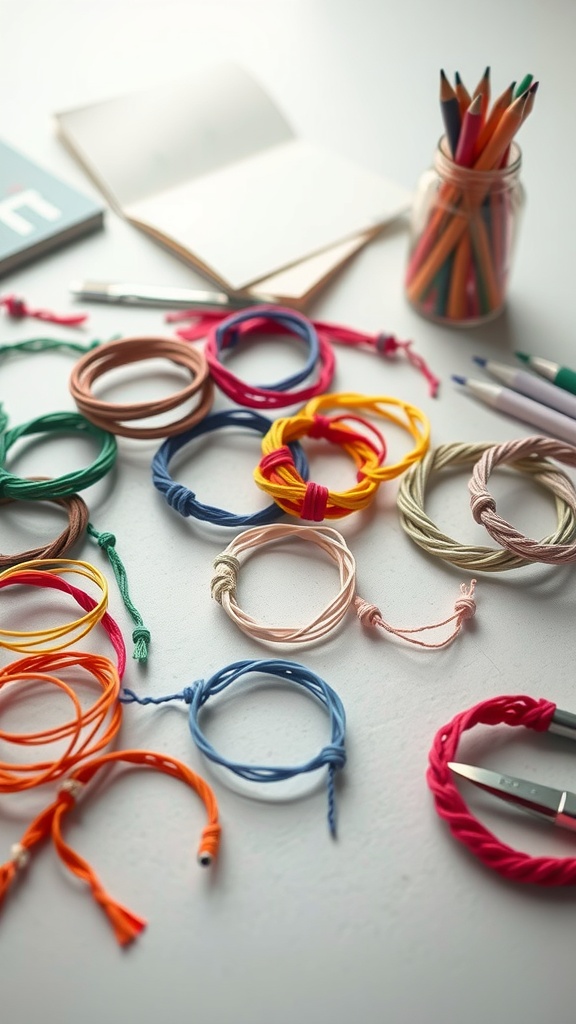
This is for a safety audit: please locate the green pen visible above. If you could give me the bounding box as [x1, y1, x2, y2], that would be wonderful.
[516, 351, 576, 396]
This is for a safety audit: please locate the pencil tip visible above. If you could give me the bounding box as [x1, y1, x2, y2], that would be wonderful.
[455, 70, 462, 85]
[440, 68, 448, 82]
[483, 66, 491, 79]
[451, 374, 467, 385]
[472, 356, 486, 366]
[515, 351, 529, 363]
[529, 81, 540, 95]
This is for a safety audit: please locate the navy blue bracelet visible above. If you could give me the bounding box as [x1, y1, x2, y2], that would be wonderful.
[151, 408, 309, 528]
[122, 658, 347, 836]
[215, 307, 320, 392]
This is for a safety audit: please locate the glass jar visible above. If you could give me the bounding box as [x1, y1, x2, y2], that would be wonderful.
[404, 138, 525, 327]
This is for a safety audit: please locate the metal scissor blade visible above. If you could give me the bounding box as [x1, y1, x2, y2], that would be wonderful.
[448, 762, 568, 825]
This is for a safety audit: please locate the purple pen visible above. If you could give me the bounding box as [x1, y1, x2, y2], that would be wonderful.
[473, 357, 576, 420]
[451, 375, 576, 446]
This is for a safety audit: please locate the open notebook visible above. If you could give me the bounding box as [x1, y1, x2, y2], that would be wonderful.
[55, 63, 411, 305]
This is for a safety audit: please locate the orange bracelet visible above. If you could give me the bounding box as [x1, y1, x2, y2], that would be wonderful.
[0, 750, 221, 946]
[254, 392, 430, 520]
[0, 651, 122, 792]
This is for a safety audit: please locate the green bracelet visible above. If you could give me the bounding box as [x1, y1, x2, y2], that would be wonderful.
[0, 411, 117, 499]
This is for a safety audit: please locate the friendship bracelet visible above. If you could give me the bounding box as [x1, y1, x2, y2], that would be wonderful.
[152, 408, 310, 528]
[0, 411, 117, 500]
[180, 306, 336, 409]
[69, 335, 214, 439]
[427, 693, 576, 886]
[171, 307, 441, 397]
[122, 658, 346, 837]
[210, 523, 477, 649]
[469, 436, 576, 564]
[0, 488, 89, 567]
[397, 440, 576, 571]
[0, 750, 221, 947]
[0, 651, 122, 792]
[254, 391, 429, 520]
[0, 558, 108, 654]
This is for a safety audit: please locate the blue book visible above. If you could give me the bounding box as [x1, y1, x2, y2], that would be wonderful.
[0, 139, 104, 276]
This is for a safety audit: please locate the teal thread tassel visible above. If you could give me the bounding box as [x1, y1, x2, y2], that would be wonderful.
[87, 523, 151, 662]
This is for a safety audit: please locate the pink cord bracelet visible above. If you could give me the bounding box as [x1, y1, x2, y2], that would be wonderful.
[210, 522, 476, 649]
[427, 694, 576, 886]
[172, 306, 440, 400]
[469, 435, 576, 564]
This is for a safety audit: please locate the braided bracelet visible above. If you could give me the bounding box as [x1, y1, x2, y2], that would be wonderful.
[0, 750, 221, 946]
[0, 488, 89, 567]
[69, 335, 214, 439]
[152, 408, 309, 528]
[254, 392, 429, 520]
[0, 651, 122, 792]
[427, 693, 576, 886]
[397, 440, 576, 572]
[469, 436, 576, 564]
[0, 558, 108, 653]
[210, 523, 476, 649]
[0, 411, 117, 500]
[123, 658, 346, 837]
[181, 306, 335, 409]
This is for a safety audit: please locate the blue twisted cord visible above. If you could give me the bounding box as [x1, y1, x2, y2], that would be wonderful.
[215, 307, 320, 392]
[151, 408, 309, 527]
[122, 658, 346, 836]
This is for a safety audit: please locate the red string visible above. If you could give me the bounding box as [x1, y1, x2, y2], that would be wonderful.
[168, 308, 440, 397]
[0, 294, 88, 326]
[426, 693, 576, 885]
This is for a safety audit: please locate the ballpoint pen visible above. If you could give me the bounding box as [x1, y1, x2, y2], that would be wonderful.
[449, 761, 576, 832]
[451, 374, 576, 446]
[473, 355, 576, 419]
[69, 280, 275, 311]
[516, 351, 576, 397]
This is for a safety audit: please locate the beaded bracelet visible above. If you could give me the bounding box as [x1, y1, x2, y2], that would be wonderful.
[0, 411, 117, 500]
[427, 693, 576, 886]
[469, 436, 576, 564]
[397, 440, 576, 572]
[210, 523, 476, 649]
[69, 335, 215, 439]
[122, 658, 346, 836]
[179, 306, 336, 409]
[254, 392, 430, 520]
[152, 408, 310, 528]
[0, 488, 89, 567]
[0, 558, 108, 653]
[0, 749, 221, 946]
[0, 651, 122, 792]
[172, 307, 441, 397]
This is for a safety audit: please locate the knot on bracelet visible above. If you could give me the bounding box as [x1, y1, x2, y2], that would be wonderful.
[308, 414, 334, 440]
[2, 295, 27, 318]
[454, 580, 477, 621]
[320, 743, 347, 771]
[181, 684, 199, 704]
[375, 333, 399, 357]
[132, 626, 151, 646]
[59, 777, 85, 801]
[470, 492, 497, 523]
[10, 843, 30, 871]
[301, 481, 329, 521]
[95, 530, 117, 550]
[259, 446, 295, 478]
[353, 596, 382, 628]
[211, 554, 240, 603]
[165, 482, 195, 516]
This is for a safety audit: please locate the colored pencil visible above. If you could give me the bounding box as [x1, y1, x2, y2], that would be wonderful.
[475, 81, 515, 159]
[472, 66, 491, 125]
[454, 94, 483, 166]
[440, 69, 461, 157]
[454, 71, 472, 120]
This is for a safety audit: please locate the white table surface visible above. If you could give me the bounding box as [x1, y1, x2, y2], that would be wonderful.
[1, 2, 575, 1022]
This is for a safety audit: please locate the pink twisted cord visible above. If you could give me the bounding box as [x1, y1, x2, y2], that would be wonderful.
[353, 579, 477, 649]
[0, 294, 87, 326]
[426, 693, 576, 885]
[210, 523, 476, 650]
[469, 435, 576, 564]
